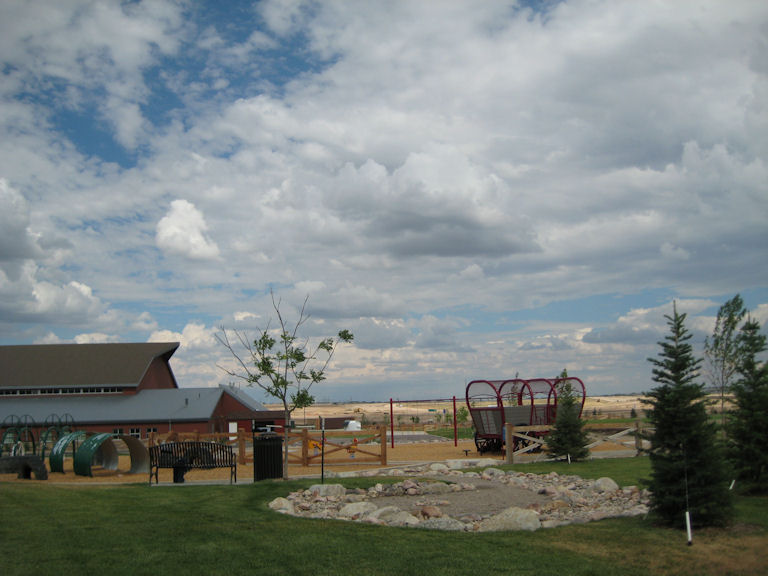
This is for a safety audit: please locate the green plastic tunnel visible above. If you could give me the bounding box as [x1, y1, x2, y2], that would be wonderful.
[73, 433, 118, 477]
[49, 431, 86, 473]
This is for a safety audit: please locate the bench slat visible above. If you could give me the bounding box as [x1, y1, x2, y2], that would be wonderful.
[149, 442, 236, 485]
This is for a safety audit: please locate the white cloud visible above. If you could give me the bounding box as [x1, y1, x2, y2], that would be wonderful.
[74, 332, 116, 344]
[0, 0, 183, 151]
[0, 179, 41, 269]
[233, 311, 260, 323]
[149, 322, 217, 350]
[156, 199, 221, 260]
[130, 312, 158, 333]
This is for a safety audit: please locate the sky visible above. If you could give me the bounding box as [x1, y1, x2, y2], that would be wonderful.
[1, 0, 767, 402]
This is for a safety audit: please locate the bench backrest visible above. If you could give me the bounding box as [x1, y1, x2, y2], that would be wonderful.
[149, 442, 234, 467]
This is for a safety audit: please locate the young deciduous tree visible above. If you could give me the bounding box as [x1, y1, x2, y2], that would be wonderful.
[704, 294, 747, 428]
[547, 369, 590, 461]
[727, 317, 768, 492]
[644, 302, 732, 527]
[217, 293, 353, 479]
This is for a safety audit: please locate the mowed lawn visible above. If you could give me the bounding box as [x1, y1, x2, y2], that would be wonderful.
[1, 458, 766, 576]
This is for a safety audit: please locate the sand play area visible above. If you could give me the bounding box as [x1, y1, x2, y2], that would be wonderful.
[0, 429, 635, 485]
[0, 395, 645, 485]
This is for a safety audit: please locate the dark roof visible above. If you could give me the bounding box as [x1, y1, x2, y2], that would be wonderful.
[0, 386, 273, 425]
[0, 343, 179, 390]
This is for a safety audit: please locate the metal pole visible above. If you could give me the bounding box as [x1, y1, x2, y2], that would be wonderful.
[320, 416, 325, 484]
[251, 420, 256, 484]
[683, 442, 692, 546]
[390, 398, 395, 449]
[453, 396, 458, 447]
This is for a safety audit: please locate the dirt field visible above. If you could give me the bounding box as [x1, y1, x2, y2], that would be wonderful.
[283, 394, 648, 426]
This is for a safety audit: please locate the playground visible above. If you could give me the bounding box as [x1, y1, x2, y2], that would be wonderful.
[0, 427, 637, 485]
[0, 379, 650, 484]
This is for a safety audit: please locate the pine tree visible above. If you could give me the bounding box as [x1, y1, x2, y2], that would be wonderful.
[546, 370, 590, 461]
[644, 302, 732, 527]
[727, 318, 768, 491]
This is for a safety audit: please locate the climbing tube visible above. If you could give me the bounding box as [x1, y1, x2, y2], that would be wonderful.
[71, 434, 150, 477]
[49, 431, 86, 473]
[73, 433, 118, 477]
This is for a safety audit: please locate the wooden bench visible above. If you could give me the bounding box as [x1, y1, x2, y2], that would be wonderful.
[149, 441, 236, 485]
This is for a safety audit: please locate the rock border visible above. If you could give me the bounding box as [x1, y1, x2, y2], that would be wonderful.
[269, 461, 649, 531]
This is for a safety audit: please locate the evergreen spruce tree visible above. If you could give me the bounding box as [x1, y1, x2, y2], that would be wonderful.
[546, 370, 590, 461]
[727, 318, 768, 492]
[644, 302, 732, 527]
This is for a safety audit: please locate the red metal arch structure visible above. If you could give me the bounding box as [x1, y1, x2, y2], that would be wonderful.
[466, 377, 585, 453]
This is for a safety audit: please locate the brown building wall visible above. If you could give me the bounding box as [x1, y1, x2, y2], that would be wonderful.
[136, 358, 178, 391]
[212, 394, 282, 433]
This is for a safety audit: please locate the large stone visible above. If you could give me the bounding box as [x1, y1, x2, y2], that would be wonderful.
[368, 506, 420, 527]
[368, 506, 405, 521]
[268, 497, 294, 514]
[481, 467, 506, 479]
[338, 501, 378, 519]
[594, 477, 619, 493]
[384, 511, 421, 527]
[308, 484, 347, 499]
[419, 517, 468, 531]
[422, 482, 452, 494]
[420, 505, 443, 518]
[478, 507, 541, 532]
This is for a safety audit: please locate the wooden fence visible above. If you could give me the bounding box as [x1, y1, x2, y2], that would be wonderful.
[283, 425, 387, 467]
[147, 426, 387, 468]
[504, 420, 647, 463]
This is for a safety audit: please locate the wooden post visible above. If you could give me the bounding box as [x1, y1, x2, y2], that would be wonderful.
[379, 425, 387, 465]
[301, 428, 310, 466]
[238, 429, 246, 464]
[505, 423, 514, 464]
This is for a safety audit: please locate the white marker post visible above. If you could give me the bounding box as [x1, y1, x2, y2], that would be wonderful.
[685, 510, 692, 546]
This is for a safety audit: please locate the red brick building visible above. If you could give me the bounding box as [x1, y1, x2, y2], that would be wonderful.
[0, 342, 279, 440]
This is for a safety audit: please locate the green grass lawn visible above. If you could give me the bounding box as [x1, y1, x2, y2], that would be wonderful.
[427, 426, 475, 440]
[1, 458, 766, 576]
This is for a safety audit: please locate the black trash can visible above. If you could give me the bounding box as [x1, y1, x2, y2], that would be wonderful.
[173, 458, 187, 483]
[253, 433, 282, 481]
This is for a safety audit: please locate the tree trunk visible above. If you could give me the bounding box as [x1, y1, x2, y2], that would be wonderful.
[283, 404, 290, 479]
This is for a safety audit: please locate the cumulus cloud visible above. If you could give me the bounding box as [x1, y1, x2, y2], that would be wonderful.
[149, 322, 217, 350]
[583, 299, 715, 346]
[156, 199, 221, 260]
[74, 332, 117, 344]
[0, 179, 41, 269]
[0, 0, 183, 151]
